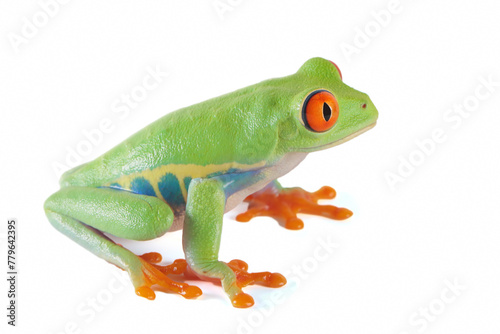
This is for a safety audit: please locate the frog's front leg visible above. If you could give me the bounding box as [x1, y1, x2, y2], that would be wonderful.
[236, 180, 353, 230]
[44, 187, 202, 300]
[182, 178, 286, 308]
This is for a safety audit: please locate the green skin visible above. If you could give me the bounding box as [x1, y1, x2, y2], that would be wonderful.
[44, 57, 378, 306]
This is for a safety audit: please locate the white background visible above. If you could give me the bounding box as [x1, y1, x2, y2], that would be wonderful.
[1, 1, 500, 333]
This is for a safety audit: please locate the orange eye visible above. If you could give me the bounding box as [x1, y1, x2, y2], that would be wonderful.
[302, 90, 339, 132]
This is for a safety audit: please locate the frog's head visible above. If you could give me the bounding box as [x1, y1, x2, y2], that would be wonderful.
[276, 57, 378, 154]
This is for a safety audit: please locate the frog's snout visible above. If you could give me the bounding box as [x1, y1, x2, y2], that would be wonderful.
[360, 96, 379, 124]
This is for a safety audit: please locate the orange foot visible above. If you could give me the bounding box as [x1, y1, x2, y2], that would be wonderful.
[206, 259, 286, 308]
[141, 253, 286, 308]
[236, 185, 352, 230]
[226, 259, 286, 308]
[135, 252, 202, 300]
[226, 259, 286, 289]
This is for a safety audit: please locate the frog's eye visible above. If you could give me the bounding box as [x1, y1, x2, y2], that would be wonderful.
[302, 90, 339, 132]
[329, 60, 342, 80]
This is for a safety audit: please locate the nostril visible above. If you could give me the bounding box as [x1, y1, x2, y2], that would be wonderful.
[361, 103, 367, 109]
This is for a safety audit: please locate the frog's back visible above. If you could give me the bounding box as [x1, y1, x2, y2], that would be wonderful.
[59, 112, 176, 189]
[59, 85, 280, 193]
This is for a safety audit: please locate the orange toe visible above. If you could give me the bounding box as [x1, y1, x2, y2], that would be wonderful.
[228, 259, 248, 272]
[181, 285, 203, 299]
[231, 292, 255, 308]
[140, 252, 163, 264]
[336, 207, 353, 220]
[312, 186, 337, 200]
[264, 273, 287, 288]
[135, 286, 156, 300]
[285, 217, 304, 230]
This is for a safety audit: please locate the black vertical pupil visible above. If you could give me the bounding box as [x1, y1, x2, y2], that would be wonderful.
[323, 102, 332, 121]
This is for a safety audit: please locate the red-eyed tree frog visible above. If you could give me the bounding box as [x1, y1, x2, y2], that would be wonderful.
[44, 57, 378, 308]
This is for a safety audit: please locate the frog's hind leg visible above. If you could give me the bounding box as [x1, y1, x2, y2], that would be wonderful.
[44, 186, 202, 300]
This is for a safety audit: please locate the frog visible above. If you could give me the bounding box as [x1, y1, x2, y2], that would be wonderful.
[44, 57, 378, 308]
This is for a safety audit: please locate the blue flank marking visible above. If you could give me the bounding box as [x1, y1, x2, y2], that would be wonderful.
[105, 168, 262, 206]
[183, 176, 192, 191]
[158, 173, 185, 207]
[193, 168, 263, 199]
[217, 169, 262, 198]
[130, 177, 157, 197]
[206, 168, 239, 179]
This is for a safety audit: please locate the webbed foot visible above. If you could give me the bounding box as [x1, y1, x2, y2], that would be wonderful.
[226, 259, 286, 289]
[169, 257, 286, 308]
[236, 185, 352, 230]
[212, 259, 285, 308]
[133, 252, 202, 300]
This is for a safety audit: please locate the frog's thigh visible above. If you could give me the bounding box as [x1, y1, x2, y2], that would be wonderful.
[44, 186, 174, 241]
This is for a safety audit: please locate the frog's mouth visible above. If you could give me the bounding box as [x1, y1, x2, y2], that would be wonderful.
[296, 122, 377, 152]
